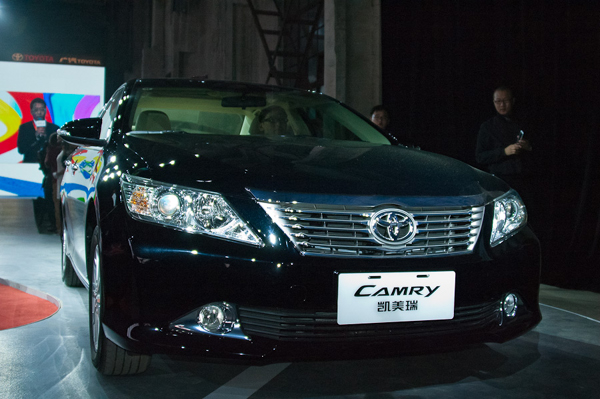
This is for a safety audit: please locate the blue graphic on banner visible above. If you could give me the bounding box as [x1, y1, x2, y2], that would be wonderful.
[0, 176, 44, 198]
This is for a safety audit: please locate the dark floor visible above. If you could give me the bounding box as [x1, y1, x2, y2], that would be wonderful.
[1, 198, 599, 399]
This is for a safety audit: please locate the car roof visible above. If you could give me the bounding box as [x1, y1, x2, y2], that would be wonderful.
[127, 78, 323, 96]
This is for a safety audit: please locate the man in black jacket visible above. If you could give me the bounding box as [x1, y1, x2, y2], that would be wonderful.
[476, 86, 532, 193]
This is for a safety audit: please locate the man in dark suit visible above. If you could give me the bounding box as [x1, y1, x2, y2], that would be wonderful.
[476, 86, 532, 191]
[17, 98, 59, 163]
[17, 98, 60, 233]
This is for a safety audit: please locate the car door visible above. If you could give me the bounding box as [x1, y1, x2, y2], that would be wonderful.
[62, 86, 124, 281]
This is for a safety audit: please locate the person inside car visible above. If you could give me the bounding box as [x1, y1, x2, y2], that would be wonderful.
[258, 106, 289, 136]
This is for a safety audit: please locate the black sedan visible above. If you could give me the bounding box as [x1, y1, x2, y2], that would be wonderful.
[59, 79, 541, 375]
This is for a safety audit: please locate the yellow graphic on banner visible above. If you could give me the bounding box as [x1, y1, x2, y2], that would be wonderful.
[0, 99, 22, 143]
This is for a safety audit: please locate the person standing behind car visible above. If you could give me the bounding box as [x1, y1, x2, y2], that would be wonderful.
[44, 132, 63, 234]
[17, 98, 60, 163]
[370, 104, 417, 148]
[476, 86, 532, 196]
[370, 105, 391, 131]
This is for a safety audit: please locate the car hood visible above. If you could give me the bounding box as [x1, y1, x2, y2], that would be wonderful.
[122, 133, 507, 206]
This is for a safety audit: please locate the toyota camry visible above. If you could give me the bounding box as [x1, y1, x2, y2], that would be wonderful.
[59, 79, 541, 375]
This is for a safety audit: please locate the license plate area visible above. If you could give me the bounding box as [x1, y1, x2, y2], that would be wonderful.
[337, 271, 456, 325]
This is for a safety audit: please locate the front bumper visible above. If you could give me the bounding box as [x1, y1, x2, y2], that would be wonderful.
[99, 216, 541, 359]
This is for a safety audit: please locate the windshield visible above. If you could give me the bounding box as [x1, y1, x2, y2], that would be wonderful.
[126, 86, 392, 145]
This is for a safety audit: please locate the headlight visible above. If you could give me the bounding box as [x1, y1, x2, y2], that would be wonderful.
[121, 174, 263, 246]
[490, 190, 527, 247]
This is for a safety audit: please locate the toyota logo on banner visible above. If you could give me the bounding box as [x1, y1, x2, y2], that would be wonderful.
[369, 209, 417, 246]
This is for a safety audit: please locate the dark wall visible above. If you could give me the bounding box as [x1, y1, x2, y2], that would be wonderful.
[0, 0, 105, 56]
[0, 0, 127, 99]
[381, 0, 600, 291]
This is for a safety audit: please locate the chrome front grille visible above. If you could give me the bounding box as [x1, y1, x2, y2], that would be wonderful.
[259, 201, 484, 257]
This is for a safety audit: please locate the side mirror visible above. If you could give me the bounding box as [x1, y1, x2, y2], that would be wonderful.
[58, 118, 104, 146]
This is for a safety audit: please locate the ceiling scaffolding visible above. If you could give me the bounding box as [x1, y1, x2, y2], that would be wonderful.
[247, 0, 324, 89]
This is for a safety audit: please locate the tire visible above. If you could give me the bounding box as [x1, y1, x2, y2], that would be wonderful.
[89, 226, 151, 375]
[62, 226, 83, 287]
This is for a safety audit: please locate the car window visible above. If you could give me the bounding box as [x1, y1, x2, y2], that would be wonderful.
[126, 87, 392, 145]
[294, 104, 390, 144]
[143, 110, 244, 135]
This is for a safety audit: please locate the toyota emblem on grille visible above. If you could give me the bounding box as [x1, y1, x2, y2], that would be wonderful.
[369, 209, 417, 246]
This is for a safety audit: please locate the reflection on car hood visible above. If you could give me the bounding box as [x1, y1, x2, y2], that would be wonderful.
[123, 134, 507, 204]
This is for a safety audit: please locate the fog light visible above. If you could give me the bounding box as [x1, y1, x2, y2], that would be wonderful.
[197, 302, 235, 334]
[502, 293, 518, 318]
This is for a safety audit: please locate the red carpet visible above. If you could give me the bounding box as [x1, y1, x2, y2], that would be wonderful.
[0, 279, 60, 330]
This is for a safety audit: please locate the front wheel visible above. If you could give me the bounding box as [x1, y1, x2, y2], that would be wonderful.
[89, 226, 151, 375]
